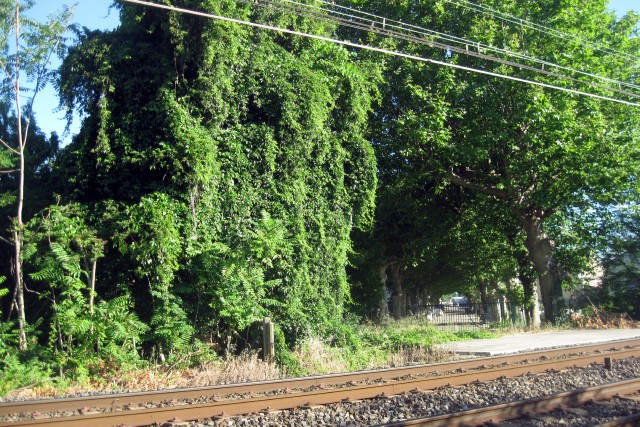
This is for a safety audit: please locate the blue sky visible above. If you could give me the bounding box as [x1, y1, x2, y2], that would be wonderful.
[31, 0, 118, 142]
[30, 0, 638, 141]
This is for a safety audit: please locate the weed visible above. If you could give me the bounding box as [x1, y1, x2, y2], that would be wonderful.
[2, 317, 499, 397]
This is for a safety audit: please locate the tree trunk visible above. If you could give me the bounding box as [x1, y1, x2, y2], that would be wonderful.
[520, 279, 541, 329]
[479, 281, 488, 305]
[13, 4, 27, 351]
[5, 2, 69, 351]
[378, 264, 389, 319]
[515, 251, 540, 328]
[421, 286, 430, 306]
[478, 281, 488, 320]
[528, 279, 542, 329]
[519, 212, 557, 324]
[13, 230, 26, 350]
[390, 263, 404, 319]
[89, 259, 97, 316]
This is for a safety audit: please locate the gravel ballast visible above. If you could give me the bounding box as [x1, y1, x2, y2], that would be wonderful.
[197, 357, 640, 426]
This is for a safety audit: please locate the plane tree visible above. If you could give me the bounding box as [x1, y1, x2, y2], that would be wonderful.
[435, 2, 639, 323]
[350, 0, 640, 323]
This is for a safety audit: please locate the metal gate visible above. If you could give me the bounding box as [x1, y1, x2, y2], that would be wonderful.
[413, 301, 525, 331]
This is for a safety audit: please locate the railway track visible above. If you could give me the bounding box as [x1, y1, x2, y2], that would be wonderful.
[2, 339, 640, 426]
[383, 378, 640, 426]
[385, 378, 640, 427]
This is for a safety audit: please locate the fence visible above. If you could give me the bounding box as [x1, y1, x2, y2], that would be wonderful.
[412, 301, 525, 331]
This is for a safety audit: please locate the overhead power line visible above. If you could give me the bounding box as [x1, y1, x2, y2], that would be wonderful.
[242, 0, 640, 98]
[443, 0, 639, 63]
[296, 0, 640, 92]
[121, 0, 639, 107]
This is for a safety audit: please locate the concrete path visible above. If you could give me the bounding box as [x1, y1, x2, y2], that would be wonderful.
[438, 329, 640, 356]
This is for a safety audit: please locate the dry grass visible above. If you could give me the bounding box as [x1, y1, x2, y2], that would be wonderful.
[9, 351, 285, 399]
[389, 345, 449, 367]
[569, 306, 640, 329]
[291, 336, 450, 375]
[108, 351, 285, 389]
[10, 338, 446, 399]
[12, 343, 448, 399]
[7, 342, 453, 399]
[292, 337, 353, 374]
[7, 320, 476, 399]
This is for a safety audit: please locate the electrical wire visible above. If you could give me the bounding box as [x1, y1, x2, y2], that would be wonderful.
[121, 0, 639, 107]
[443, 0, 639, 63]
[240, 0, 640, 98]
[271, 0, 640, 93]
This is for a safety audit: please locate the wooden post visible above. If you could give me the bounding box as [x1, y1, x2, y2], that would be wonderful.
[263, 317, 274, 362]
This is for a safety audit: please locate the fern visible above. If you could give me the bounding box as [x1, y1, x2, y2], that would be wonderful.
[30, 265, 63, 282]
[21, 203, 148, 376]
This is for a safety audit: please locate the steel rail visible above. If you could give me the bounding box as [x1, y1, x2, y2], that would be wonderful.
[2, 338, 639, 418]
[3, 347, 640, 426]
[380, 377, 640, 426]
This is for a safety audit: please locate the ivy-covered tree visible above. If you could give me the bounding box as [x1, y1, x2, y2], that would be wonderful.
[57, 0, 379, 349]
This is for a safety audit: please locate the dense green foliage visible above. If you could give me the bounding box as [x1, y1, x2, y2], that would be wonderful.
[347, 0, 640, 323]
[0, 0, 639, 393]
[53, 0, 379, 355]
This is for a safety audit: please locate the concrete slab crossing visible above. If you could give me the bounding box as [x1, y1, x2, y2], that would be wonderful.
[439, 329, 640, 356]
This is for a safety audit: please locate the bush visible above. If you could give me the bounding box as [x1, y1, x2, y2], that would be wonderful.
[0, 353, 51, 396]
